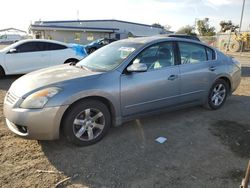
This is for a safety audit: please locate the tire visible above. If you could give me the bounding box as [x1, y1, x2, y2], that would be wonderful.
[229, 40, 241, 52]
[222, 42, 228, 51]
[0, 66, 5, 78]
[62, 100, 111, 146]
[205, 79, 229, 110]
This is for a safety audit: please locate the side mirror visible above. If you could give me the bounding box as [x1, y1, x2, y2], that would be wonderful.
[127, 63, 147, 73]
[9, 49, 17, 53]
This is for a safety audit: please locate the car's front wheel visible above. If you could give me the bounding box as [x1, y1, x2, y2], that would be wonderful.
[205, 79, 229, 110]
[62, 100, 111, 146]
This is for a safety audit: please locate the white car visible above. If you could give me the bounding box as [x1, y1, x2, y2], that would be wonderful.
[0, 39, 87, 76]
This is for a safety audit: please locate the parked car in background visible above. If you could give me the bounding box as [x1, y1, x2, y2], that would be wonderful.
[0, 34, 23, 44]
[4, 36, 241, 146]
[85, 38, 117, 54]
[0, 39, 87, 77]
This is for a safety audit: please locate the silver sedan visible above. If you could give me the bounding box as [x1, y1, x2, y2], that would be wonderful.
[3, 36, 241, 146]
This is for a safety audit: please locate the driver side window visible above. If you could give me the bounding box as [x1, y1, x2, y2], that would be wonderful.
[16, 42, 43, 53]
[132, 42, 175, 70]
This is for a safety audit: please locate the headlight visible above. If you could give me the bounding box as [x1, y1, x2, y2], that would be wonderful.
[20, 87, 61, 109]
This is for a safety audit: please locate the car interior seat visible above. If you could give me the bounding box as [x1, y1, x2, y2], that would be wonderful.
[154, 48, 172, 69]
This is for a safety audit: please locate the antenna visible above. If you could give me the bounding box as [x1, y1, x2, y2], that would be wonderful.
[77, 10, 79, 21]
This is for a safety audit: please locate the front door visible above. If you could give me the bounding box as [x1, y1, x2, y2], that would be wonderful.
[121, 41, 181, 116]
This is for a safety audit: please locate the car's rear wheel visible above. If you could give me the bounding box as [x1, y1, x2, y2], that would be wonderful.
[0, 66, 5, 78]
[62, 100, 111, 146]
[205, 79, 229, 110]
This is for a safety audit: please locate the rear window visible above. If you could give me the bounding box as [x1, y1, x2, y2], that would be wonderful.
[44, 42, 67, 51]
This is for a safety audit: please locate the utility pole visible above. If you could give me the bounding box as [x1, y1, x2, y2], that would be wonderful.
[239, 0, 245, 32]
[77, 10, 79, 21]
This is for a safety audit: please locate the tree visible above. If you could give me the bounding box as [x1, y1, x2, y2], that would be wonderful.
[151, 23, 164, 28]
[152, 23, 172, 34]
[164, 24, 172, 31]
[197, 18, 216, 36]
[219, 20, 239, 32]
[176, 25, 196, 35]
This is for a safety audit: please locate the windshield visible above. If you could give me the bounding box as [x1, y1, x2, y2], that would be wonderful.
[77, 41, 142, 72]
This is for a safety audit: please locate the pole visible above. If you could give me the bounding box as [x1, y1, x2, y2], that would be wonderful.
[239, 0, 246, 53]
[239, 0, 245, 33]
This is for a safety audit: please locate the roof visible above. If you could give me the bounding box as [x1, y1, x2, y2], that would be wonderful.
[0, 28, 27, 33]
[14, 39, 69, 46]
[120, 36, 167, 44]
[30, 24, 119, 33]
[119, 35, 208, 46]
[35, 19, 164, 29]
[0, 39, 70, 52]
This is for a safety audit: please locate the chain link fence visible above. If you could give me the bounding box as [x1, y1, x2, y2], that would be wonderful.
[199, 32, 250, 54]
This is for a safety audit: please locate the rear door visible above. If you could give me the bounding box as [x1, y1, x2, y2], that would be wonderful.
[5, 41, 51, 74]
[177, 41, 215, 104]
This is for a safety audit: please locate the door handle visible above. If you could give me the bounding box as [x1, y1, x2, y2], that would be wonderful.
[168, 75, 178, 81]
[209, 66, 216, 71]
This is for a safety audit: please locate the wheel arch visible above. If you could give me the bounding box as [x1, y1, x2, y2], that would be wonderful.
[60, 96, 116, 135]
[64, 58, 79, 64]
[217, 76, 232, 94]
[0, 65, 6, 77]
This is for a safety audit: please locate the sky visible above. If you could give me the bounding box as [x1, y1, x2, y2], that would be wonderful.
[0, 0, 249, 32]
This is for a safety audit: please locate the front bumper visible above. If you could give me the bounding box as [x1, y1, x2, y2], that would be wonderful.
[3, 94, 69, 140]
[233, 69, 241, 93]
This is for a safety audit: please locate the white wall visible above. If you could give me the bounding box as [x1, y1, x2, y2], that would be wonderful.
[40, 30, 110, 44]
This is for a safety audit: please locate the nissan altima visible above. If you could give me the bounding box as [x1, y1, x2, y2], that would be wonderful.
[3, 36, 241, 146]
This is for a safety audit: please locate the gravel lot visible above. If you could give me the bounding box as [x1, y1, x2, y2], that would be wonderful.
[0, 55, 250, 188]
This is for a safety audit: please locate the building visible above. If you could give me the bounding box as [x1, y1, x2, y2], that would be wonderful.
[0, 28, 29, 44]
[0, 28, 27, 36]
[29, 19, 171, 44]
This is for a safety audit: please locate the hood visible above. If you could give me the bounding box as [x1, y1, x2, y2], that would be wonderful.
[9, 64, 102, 97]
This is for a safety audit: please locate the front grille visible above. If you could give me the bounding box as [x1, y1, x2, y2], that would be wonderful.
[6, 92, 19, 105]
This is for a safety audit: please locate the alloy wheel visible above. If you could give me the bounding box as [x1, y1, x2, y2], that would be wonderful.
[72, 108, 105, 141]
[211, 83, 226, 106]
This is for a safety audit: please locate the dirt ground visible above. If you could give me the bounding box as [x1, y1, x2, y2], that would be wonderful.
[0, 56, 250, 188]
